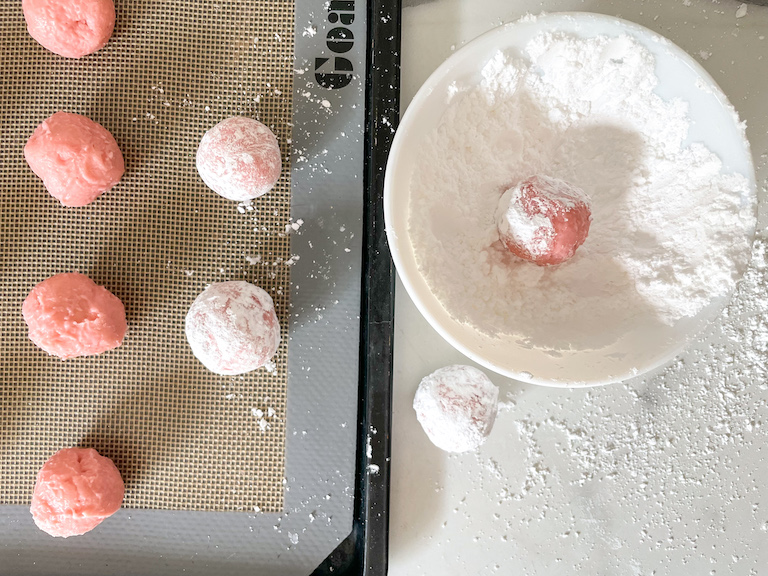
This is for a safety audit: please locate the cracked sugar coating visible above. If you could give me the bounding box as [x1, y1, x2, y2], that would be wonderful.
[185, 281, 281, 375]
[496, 175, 592, 266]
[22, 0, 115, 58]
[22, 272, 127, 359]
[24, 112, 124, 207]
[196, 117, 282, 201]
[413, 365, 499, 453]
[30, 448, 125, 538]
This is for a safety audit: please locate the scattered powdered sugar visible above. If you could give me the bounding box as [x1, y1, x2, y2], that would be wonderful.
[469, 237, 768, 565]
[285, 218, 304, 234]
[251, 405, 280, 432]
[409, 33, 755, 351]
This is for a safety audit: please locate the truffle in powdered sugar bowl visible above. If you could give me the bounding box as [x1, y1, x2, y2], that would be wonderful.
[384, 13, 756, 387]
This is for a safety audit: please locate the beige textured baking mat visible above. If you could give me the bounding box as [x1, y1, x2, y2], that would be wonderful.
[0, 0, 294, 512]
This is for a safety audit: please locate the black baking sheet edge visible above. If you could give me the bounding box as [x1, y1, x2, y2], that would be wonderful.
[310, 0, 400, 574]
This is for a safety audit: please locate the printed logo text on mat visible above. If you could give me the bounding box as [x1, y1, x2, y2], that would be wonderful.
[315, 0, 354, 89]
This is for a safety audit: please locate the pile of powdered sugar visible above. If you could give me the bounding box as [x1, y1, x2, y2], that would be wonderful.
[409, 32, 755, 350]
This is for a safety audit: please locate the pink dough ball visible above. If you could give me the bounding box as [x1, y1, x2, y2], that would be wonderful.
[196, 117, 282, 201]
[24, 112, 124, 207]
[413, 365, 499, 453]
[495, 175, 592, 266]
[30, 447, 125, 538]
[185, 281, 281, 375]
[22, 272, 127, 359]
[22, 0, 115, 58]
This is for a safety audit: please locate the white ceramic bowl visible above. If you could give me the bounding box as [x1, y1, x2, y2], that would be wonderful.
[384, 12, 756, 387]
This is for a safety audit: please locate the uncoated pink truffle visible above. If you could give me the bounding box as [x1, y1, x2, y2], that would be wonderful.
[30, 447, 125, 538]
[22, 0, 115, 58]
[22, 272, 127, 359]
[24, 112, 124, 207]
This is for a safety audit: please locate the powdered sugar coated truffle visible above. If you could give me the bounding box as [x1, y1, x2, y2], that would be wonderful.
[24, 112, 124, 207]
[185, 281, 281, 375]
[22, 272, 127, 359]
[495, 175, 592, 266]
[196, 117, 282, 201]
[413, 365, 499, 453]
[30, 447, 125, 538]
[23, 0, 115, 58]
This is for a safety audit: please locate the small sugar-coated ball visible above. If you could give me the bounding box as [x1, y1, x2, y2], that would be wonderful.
[22, 272, 127, 359]
[30, 447, 125, 538]
[196, 117, 282, 201]
[413, 365, 499, 453]
[185, 281, 281, 375]
[495, 175, 592, 266]
[23, 0, 115, 58]
[25, 112, 124, 207]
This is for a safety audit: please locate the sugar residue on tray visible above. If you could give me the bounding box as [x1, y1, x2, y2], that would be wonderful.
[408, 32, 755, 351]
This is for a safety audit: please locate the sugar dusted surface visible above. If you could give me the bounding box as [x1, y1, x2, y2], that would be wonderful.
[392, 4, 768, 576]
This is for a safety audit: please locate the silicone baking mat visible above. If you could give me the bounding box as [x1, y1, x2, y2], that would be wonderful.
[0, 0, 294, 512]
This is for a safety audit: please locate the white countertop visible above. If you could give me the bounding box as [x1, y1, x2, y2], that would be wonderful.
[388, 1, 768, 574]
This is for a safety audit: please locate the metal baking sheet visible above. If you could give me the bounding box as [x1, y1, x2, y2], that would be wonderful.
[0, 0, 402, 572]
